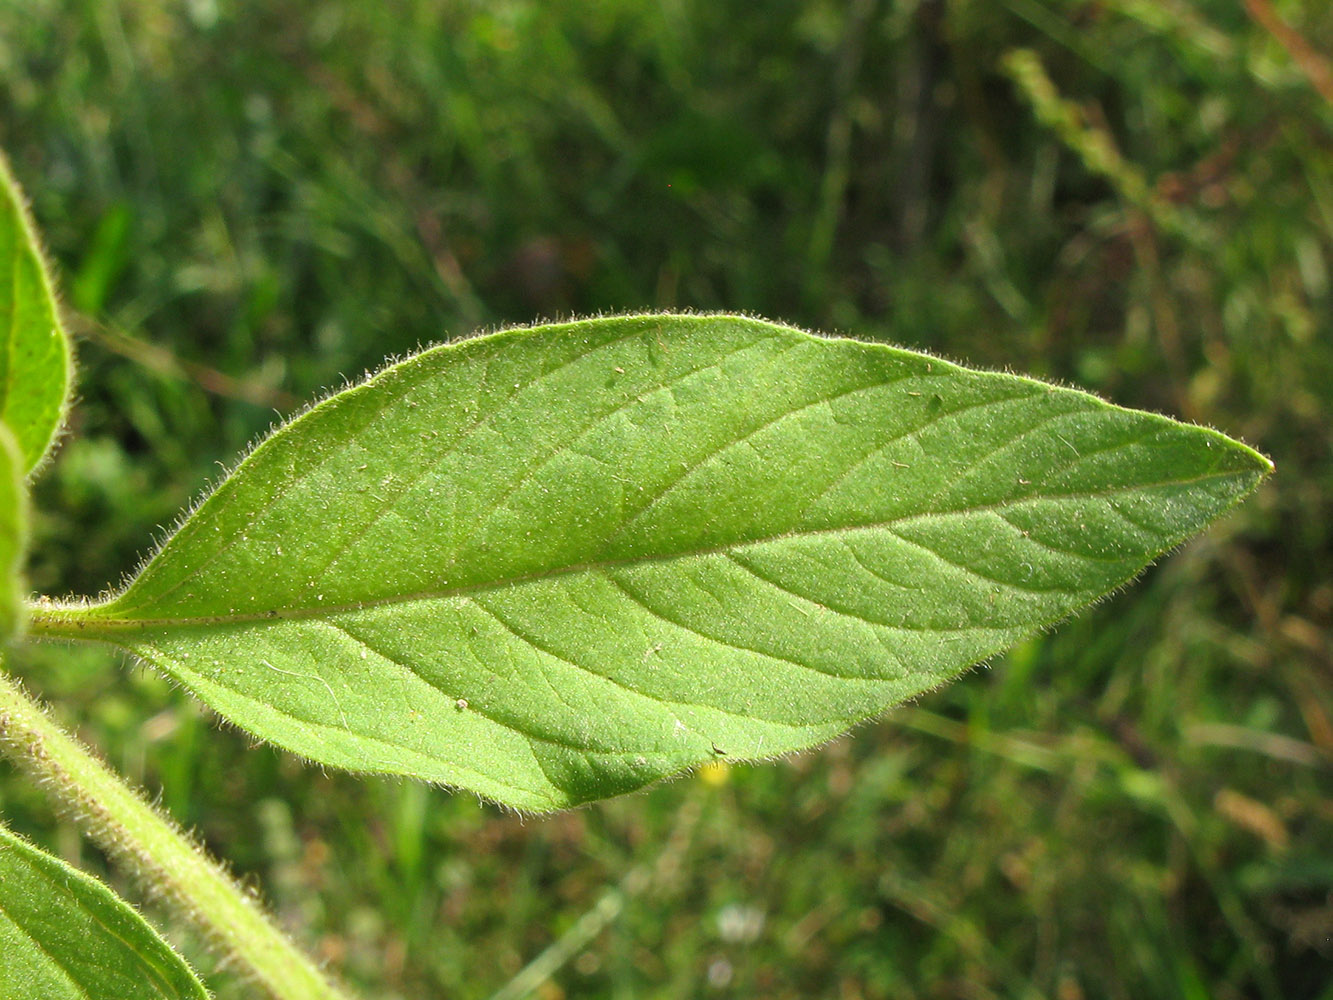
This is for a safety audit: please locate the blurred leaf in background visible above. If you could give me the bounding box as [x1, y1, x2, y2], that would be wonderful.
[1, 1, 1329, 998]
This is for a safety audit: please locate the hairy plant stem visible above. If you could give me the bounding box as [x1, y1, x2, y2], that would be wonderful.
[0, 662, 352, 1000]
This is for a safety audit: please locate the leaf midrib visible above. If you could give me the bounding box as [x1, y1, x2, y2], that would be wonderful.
[38, 468, 1252, 633]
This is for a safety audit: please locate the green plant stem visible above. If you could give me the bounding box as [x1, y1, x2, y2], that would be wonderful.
[0, 662, 352, 1000]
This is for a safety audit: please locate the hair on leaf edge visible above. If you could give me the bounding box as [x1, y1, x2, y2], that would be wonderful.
[0, 152, 77, 481]
[32, 312, 865, 610]
[26, 310, 1272, 624]
[40, 518, 1233, 818]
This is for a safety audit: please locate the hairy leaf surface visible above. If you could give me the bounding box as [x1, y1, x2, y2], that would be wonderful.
[0, 156, 71, 474]
[0, 824, 206, 1000]
[0, 423, 24, 640]
[36, 315, 1270, 809]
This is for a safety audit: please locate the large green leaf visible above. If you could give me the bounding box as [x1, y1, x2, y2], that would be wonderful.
[0, 823, 207, 1000]
[0, 155, 72, 474]
[31, 315, 1270, 810]
[0, 423, 24, 641]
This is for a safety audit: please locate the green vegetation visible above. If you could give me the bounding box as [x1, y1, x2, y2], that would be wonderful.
[0, 823, 206, 1000]
[0, 155, 71, 475]
[0, 173, 1266, 998]
[1, 2, 1328, 998]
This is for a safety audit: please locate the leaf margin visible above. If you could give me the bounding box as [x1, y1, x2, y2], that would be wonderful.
[0, 151, 75, 477]
[0, 820, 208, 1000]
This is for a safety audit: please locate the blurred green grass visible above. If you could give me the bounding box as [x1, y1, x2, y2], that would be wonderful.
[1, 1, 1330, 997]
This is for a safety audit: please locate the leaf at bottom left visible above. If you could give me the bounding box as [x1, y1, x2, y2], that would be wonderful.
[0, 823, 207, 1000]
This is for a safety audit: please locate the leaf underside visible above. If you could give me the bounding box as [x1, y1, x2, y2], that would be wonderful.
[0, 824, 206, 1000]
[39, 315, 1270, 810]
[0, 156, 71, 475]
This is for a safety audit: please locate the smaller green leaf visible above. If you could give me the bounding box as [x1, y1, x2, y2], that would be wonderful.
[0, 153, 73, 474]
[0, 823, 207, 1000]
[0, 422, 25, 641]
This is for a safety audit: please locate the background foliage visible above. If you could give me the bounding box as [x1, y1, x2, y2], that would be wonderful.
[1, 1, 1329, 997]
